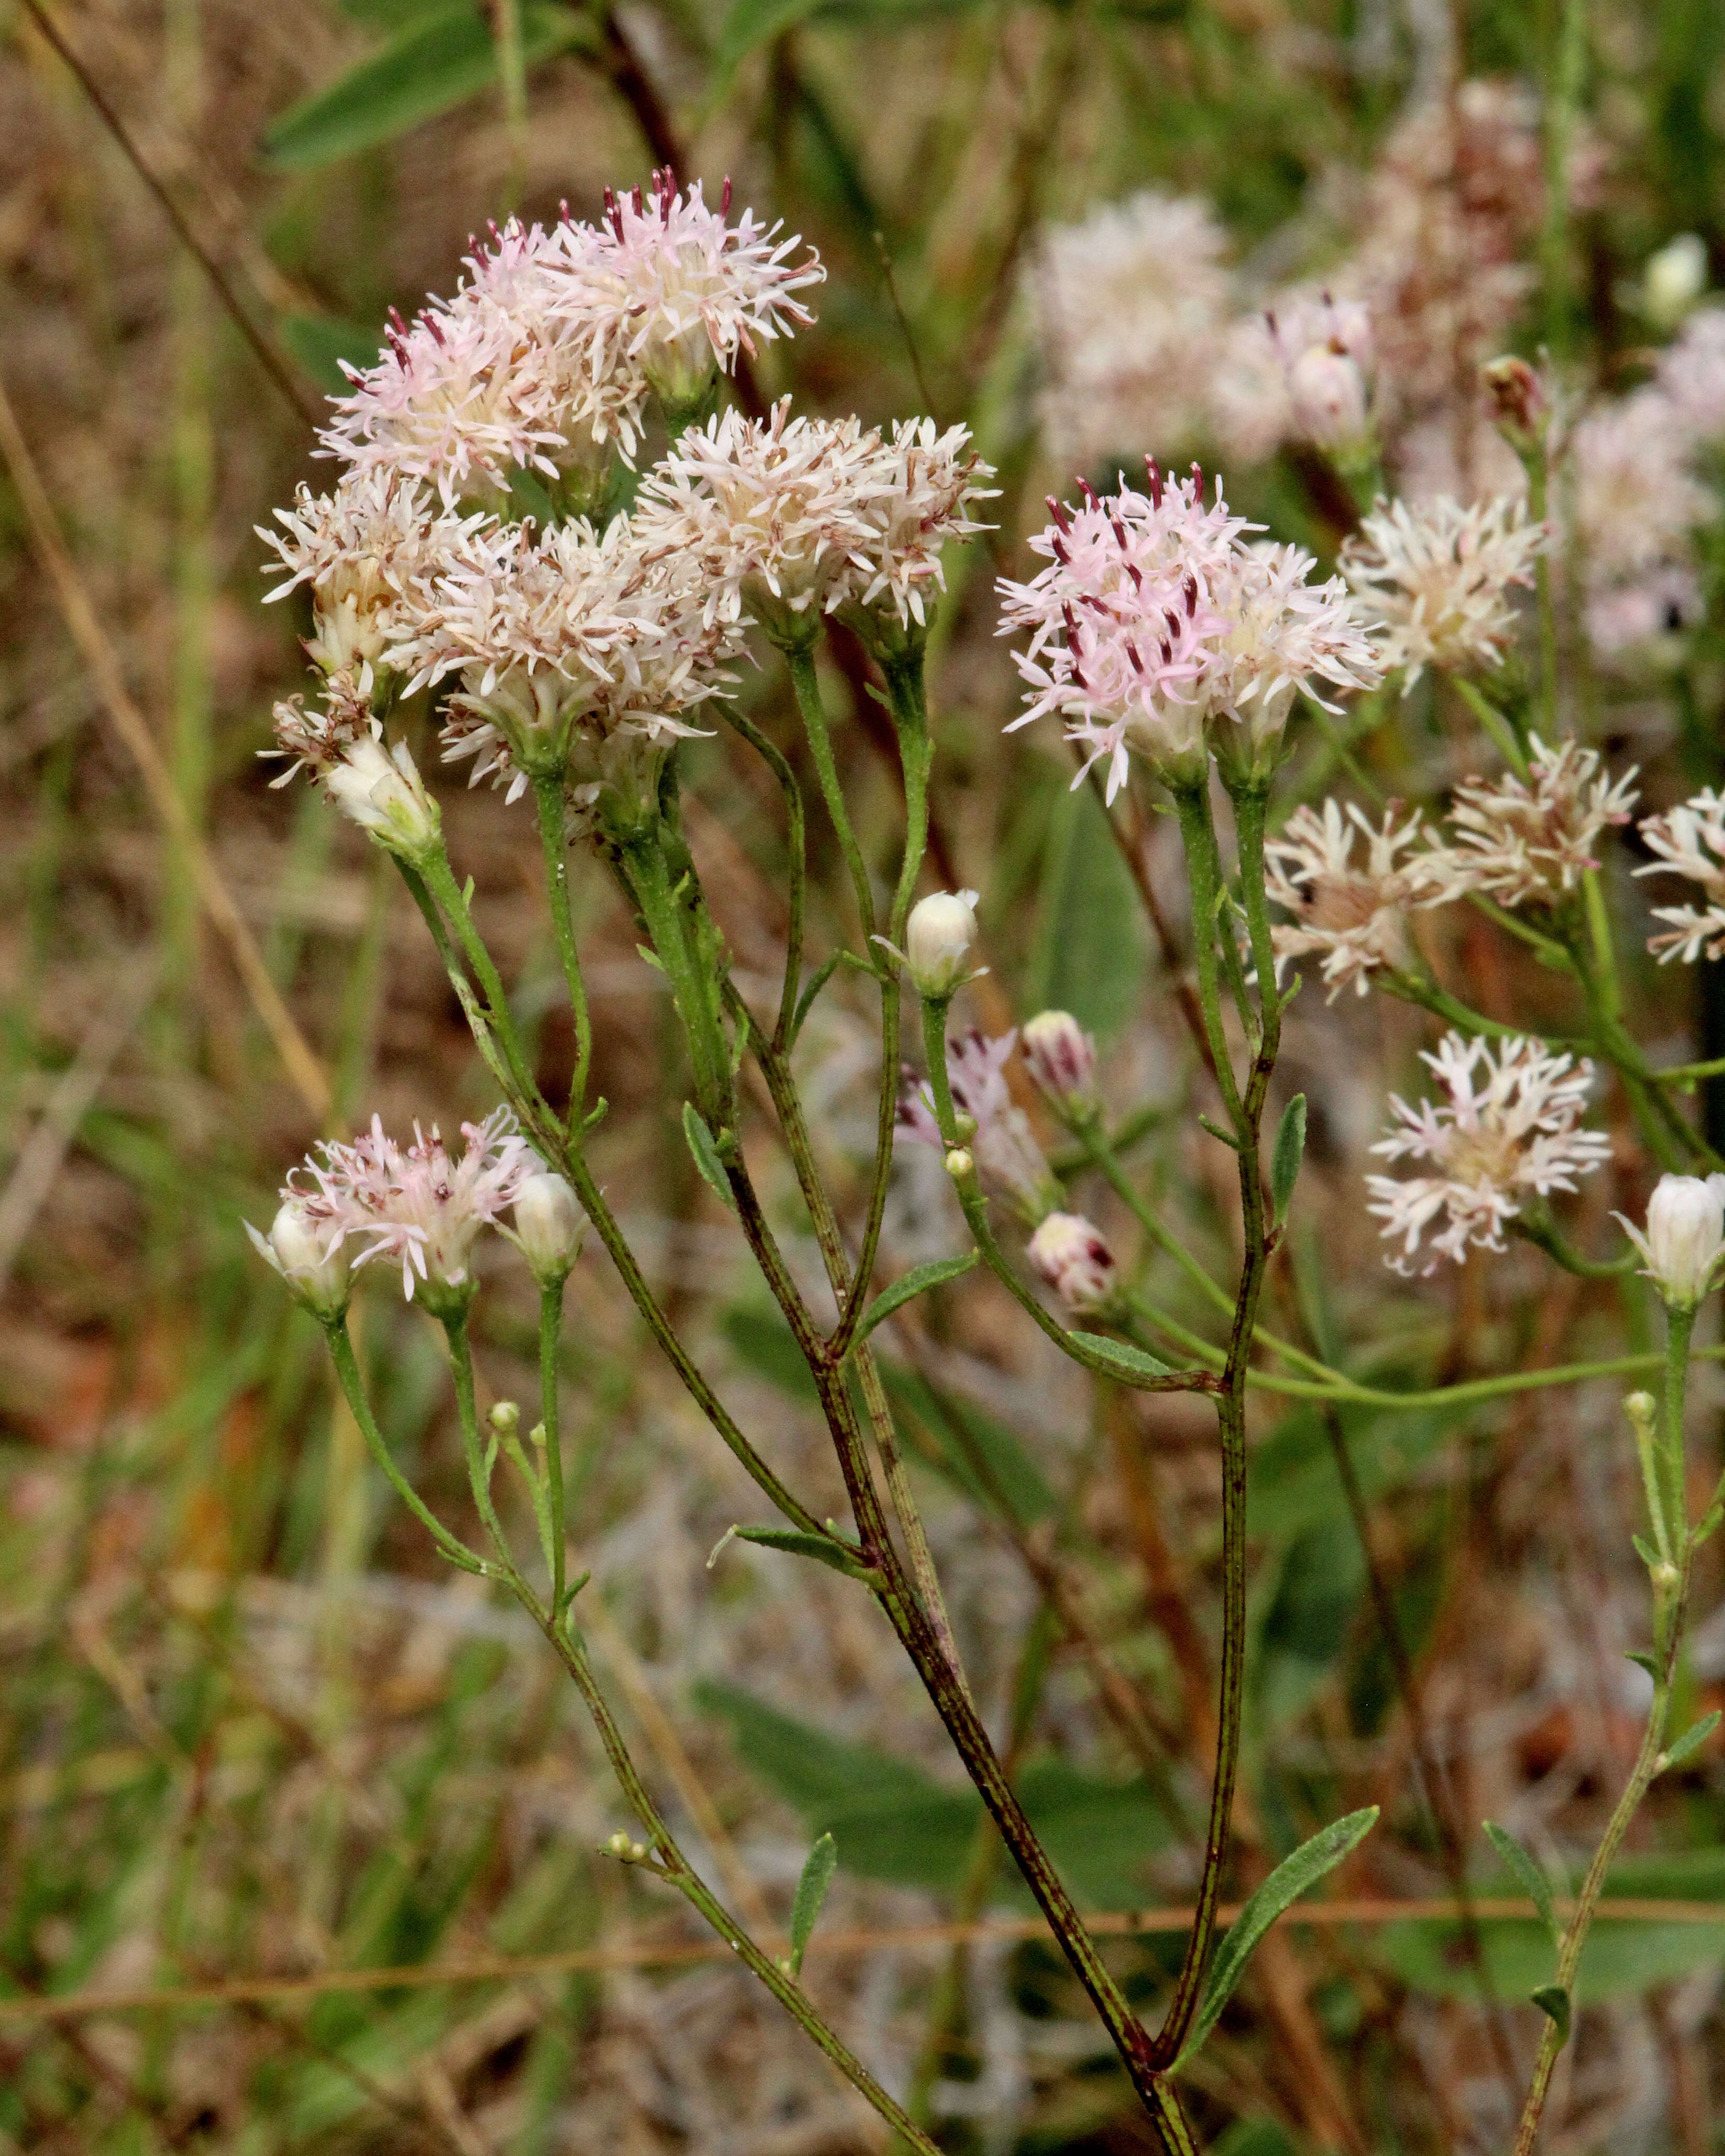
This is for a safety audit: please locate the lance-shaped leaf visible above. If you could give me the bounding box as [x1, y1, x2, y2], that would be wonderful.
[1270, 1093, 1307, 1220]
[683, 1102, 738, 1212]
[789, 1832, 838, 1976]
[1531, 1983, 1571, 2042]
[1071, 1333, 1171, 1384]
[1173, 1807, 1378, 2070]
[1484, 1821, 1560, 1944]
[852, 1252, 978, 1347]
[1660, 1710, 1721, 1774]
[734, 1525, 871, 1578]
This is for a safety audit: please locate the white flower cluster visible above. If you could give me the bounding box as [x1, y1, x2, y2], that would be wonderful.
[1264, 799, 1443, 1000]
[1421, 735, 1640, 909]
[262, 172, 992, 847]
[1637, 789, 1725, 963]
[998, 460, 1381, 795]
[1366, 1033, 1610, 1272]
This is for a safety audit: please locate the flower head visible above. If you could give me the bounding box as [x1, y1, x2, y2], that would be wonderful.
[1268, 291, 1375, 448]
[259, 470, 478, 675]
[1030, 192, 1232, 467]
[1615, 1173, 1725, 1308]
[512, 1171, 588, 1283]
[898, 1030, 1059, 1225]
[1339, 494, 1548, 687]
[903, 889, 981, 998]
[1000, 461, 1378, 792]
[1366, 1032, 1610, 1273]
[1635, 790, 1725, 963]
[268, 668, 379, 786]
[1020, 1010, 1098, 1121]
[1027, 1211, 1119, 1314]
[245, 1197, 352, 1318]
[1571, 387, 1713, 590]
[286, 1108, 539, 1303]
[1421, 735, 1640, 909]
[324, 735, 443, 860]
[572, 170, 823, 409]
[1265, 798, 1443, 1000]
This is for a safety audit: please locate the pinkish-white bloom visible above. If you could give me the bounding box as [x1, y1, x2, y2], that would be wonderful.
[903, 889, 981, 998]
[1655, 301, 1725, 434]
[1264, 798, 1444, 999]
[632, 402, 992, 638]
[511, 1171, 587, 1281]
[1615, 1173, 1725, 1308]
[268, 668, 379, 786]
[1339, 494, 1547, 686]
[286, 1108, 539, 1302]
[1366, 1033, 1610, 1272]
[1020, 1010, 1098, 1120]
[1636, 790, 1725, 963]
[999, 461, 1378, 791]
[1585, 565, 1706, 659]
[1027, 1211, 1119, 1314]
[898, 1030, 1059, 1225]
[572, 170, 823, 409]
[1030, 192, 1233, 466]
[1421, 735, 1640, 909]
[1269, 291, 1375, 448]
[259, 470, 480, 674]
[1571, 386, 1713, 589]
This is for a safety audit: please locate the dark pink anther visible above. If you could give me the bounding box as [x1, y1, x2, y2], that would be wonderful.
[1126, 641, 1145, 676]
[1184, 574, 1198, 616]
[632, 185, 645, 218]
[1144, 456, 1163, 510]
[1046, 495, 1073, 533]
[604, 187, 625, 242]
[721, 174, 733, 215]
[1077, 477, 1099, 509]
[1160, 638, 1173, 666]
[1051, 535, 1070, 565]
[1110, 517, 1129, 550]
[1125, 561, 1143, 591]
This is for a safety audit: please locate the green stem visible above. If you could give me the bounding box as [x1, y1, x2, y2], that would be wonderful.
[1512, 1322, 1694, 2156]
[1170, 779, 1244, 1128]
[323, 1320, 488, 1576]
[443, 1310, 527, 1585]
[418, 849, 546, 1116]
[532, 776, 593, 1129]
[723, 707, 807, 1051]
[620, 826, 733, 1127]
[539, 1281, 568, 1615]
[1451, 674, 1532, 777]
[783, 639, 877, 940]
[1528, 448, 1561, 733]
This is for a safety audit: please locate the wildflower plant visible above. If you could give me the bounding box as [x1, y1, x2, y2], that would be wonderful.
[246, 147, 1725, 2156]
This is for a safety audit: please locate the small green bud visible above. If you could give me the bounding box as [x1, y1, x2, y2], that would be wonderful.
[944, 1147, 974, 1179]
[489, 1400, 521, 1436]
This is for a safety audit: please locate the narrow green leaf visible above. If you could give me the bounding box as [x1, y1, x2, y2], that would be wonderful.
[1626, 1649, 1660, 1679]
[789, 1833, 838, 1975]
[1660, 1710, 1721, 1774]
[1631, 1533, 1662, 1571]
[1484, 1821, 1560, 1943]
[1270, 1093, 1307, 1220]
[853, 1252, 978, 1346]
[1531, 1983, 1571, 2042]
[278, 312, 385, 394]
[1072, 1333, 1172, 1384]
[682, 1102, 738, 1212]
[1172, 1807, 1378, 2070]
[1198, 1114, 1241, 1150]
[734, 1525, 869, 1577]
[261, 2, 591, 171]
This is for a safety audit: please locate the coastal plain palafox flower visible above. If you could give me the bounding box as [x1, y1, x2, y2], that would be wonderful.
[1339, 493, 1548, 687]
[1027, 1211, 1119, 1314]
[1264, 798, 1444, 1000]
[1020, 1010, 1098, 1119]
[1615, 1173, 1725, 1308]
[324, 735, 443, 858]
[1365, 1032, 1611, 1274]
[1635, 789, 1725, 964]
[281, 1109, 540, 1302]
[1420, 735, 1640, 910]
[245, 1197, 352, 1318]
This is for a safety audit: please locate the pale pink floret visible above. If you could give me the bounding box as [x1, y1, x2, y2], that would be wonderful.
[898, 1030, 1059, 1226]
[286, 1108, 539, 1300]
[1421, 735, 1640, 910]
[568, 171, 824, 406]
[1366, 1033, 1610, 1273]
[1636, 789, 1725, 964]
[1265, 798, 1443, 1000]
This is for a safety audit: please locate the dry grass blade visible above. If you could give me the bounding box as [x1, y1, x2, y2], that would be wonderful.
[0, 377, 330, 1119]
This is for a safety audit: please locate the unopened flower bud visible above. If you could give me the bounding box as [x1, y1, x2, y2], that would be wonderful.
[606, 1830, 633, 1857]
[1624, 1390, 1658, 1434]
[1027, 1210, 1119, 1314]
[1615, 1173, 1725, 1309]
[1021, 1010, 1098, 1122]
[944, 1147, 974, 1179]
[513, 1171, 587, 1282]
[904, 889, 980, 998]
[1644, 233, 1708, 331]
[1287, 345, 1369, 447]
[325, 736, 441, 861]
[489, 1400, 521, 1436]
[246, 1198, 351, 1318]
[1481, 355, 1550, 450]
